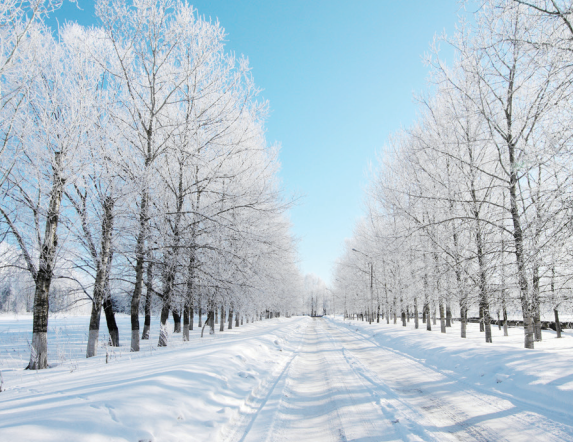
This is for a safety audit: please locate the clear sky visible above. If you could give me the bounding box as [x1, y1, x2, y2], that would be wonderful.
[47, 0, 468, 285]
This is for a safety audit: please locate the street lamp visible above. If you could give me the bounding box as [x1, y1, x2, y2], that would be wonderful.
[352, 248, 374, 324]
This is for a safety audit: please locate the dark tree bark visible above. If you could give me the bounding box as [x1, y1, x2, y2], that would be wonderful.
[200, 310, 212, 337]
[209, 307, 215, 334]
[503, 307, 509, 337]
[460, 303, 467, 339]
[446, 302, 452, 327]
[142, 257, 153, 340]
[439, 299, 446, 334]
[554, 309, 562, 338]
[173, 308, 181, 333]
[87, 197, 114, 358]
[27, 152, 65, 369]
[130, 189, 149, 352]
[532, 265, 542, 342]
[183, 303, 190, 341]
[103, 294, 119, 346]
[414, 298, 419, 329]
[158, 303, 170, 347]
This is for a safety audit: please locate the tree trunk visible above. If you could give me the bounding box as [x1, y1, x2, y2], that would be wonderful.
[183, 303, 190, 341]
[209, 308, 215, 334]
[190, 307, 194, 331]
[460, 304, 467, 339]
[426, 304, 431, 331]
[439, 298, 446, 334]
[524, 316, 535, 349]
[201, 311, 213, 338]
[130, 190, 149, 353]
[86, 249, 112, 357]
[482, 302, 492, 343]
[198, 306, 203, 328]
[28, 152, 65, 370]
[509, 152, 534, 348]
[219, 305, 225, 332]
[235, 310, 240, 328]
[228, 307, 233, 330]
[86, 301, 103, 359]
[446, 301, 452, 327]
[173, 308, 181, 333]
[503, 307, 508, 337]
[554, 309, 562, 338]
[103, 296, 119, 347]
[158, 303, 170, 347]
[533, 265, 542, 342]
[142, 257, 153, 340]
[86, 197, 114, 358]
[414, 298, 419, 329]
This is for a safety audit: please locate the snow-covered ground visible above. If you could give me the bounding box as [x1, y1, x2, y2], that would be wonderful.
[1, 314, 572, 441]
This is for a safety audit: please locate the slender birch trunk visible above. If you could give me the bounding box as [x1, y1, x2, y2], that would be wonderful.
[130, 188, 149, 352]
[87, 197, 114, 358]
[414, 297, 419, 329]
[142, 256, 153, 340]
[183, 303, 190, 341]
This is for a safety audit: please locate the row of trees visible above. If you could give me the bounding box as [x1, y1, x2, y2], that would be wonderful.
[0, 0, 303, 369]
[333, 0, 573, 349]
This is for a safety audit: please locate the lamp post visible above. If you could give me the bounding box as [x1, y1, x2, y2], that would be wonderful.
[352, 248, 374, 325]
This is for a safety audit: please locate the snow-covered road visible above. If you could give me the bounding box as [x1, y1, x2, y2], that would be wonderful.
[2, 315, 573, 441]
[225, 318, 573, 442]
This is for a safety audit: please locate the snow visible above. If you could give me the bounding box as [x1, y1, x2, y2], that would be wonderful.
[1, 314, 573, 441]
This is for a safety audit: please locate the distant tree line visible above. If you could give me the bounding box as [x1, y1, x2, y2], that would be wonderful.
[333, 0, 573, 349]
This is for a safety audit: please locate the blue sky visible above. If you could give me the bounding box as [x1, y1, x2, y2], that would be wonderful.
[48, 1, 467, 285]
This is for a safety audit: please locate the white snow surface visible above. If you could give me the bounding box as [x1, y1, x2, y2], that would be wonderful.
[0, 314, 573, 441]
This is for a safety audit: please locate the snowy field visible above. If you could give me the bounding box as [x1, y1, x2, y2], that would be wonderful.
[0, 314, 572, 441]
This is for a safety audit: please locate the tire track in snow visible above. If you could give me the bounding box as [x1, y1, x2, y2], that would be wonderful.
[327, 320, 516, 441]
[327, 319, 573, 441]
[222, 319, 392, 442]
[323, 321, 444, 442]
[219, 322, 307, 442]
[267, 320, 349, 442]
